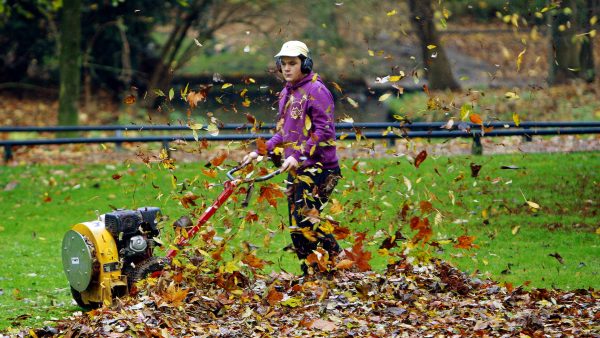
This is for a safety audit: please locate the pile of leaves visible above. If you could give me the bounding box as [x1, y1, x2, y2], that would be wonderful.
[23, 243, 599, 337]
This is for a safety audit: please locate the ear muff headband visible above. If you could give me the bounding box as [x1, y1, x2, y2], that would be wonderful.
[276, 55, 313, 74]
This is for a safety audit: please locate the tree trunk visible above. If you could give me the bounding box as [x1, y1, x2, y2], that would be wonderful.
[58, 0, 81, 129]
[408, 0, 460, 91]
[579, 0, 598, 82]
[549, 0, 582, 84]
[144, 0, 212, 110]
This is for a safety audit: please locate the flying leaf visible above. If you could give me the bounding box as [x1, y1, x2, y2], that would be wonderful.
[330, 81, 343, 93]
[194, 38, 203, 47]
[222, 83, 233, 89]
[168, 88, 174, 101]
[123, 95, 136, 105]
[427, 44, 437, 50]
[469, 113, 483, 125]
[549, 252, 564, 264]
[209, 153, 227, 167]
[305, 114, 312, 131]
[526, 201, 540, 209]
[386, 9, 397, 16]
[378, 93, 392, 102]
[346, 97, 358, 108]
[153, 89, 165, 97]
[256, 138, 267, 155]
[516, 48, 526, 72]
[414, 150, 427, 168]
[460, 103, 472, 120]
[258, 183, 285, 207]
[512, 112, 520, 126]
[512, 225, 520, 235]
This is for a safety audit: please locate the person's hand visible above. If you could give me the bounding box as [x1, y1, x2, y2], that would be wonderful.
[281, 156, 299, 172]
[242, 151, 259, 165]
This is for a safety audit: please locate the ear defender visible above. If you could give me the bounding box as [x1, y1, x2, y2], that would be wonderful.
[275, 56, 313, 74]
[301, 56, 313, 74]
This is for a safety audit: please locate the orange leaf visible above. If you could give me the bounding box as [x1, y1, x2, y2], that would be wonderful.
[469, 113, 483, 125]
[454, 235, 479, 249]
[256, 138, 267, 155]
[335, 259, 355, 270]
[123, 95, 136, 105]
[414, 150, 427, 168]
[210, 153, 228, 167]
[202, 168, 217, 178]
[258, 183, 285, 207]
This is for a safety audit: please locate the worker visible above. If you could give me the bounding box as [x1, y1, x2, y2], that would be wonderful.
[243, 40, 342, 276]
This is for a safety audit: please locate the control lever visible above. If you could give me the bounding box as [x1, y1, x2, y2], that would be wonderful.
[242, 182, 254, 208]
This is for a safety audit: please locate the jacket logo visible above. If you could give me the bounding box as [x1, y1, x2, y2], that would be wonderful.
[288, 94, 308, 120]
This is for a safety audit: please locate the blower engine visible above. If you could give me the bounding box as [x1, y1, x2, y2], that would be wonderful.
[61, 207, 165, 308]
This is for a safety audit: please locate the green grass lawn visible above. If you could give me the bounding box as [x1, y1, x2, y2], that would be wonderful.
[0, 151, 598, 330]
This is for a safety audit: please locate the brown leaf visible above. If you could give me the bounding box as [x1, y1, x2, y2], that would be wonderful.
[244, 211, 258, 223]
[265, 288, 283, 306]
[111, 174, 122, 180]
[414, 150, 427, 168]
[420, 201, 433, 214]
[549, 252, 564, 264]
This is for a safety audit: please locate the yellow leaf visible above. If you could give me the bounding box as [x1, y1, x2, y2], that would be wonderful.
[596, 227, 600, 235]
[388, 75, 402, 82]
[221, 83, 232, 89]
[281, 297, 302, 307]
[512, 112, 520, 126]
[591, 15, 598, 25]
[312, 73, 318, 82]
[460, 104, 472, 121]
[516, 48, 526, 72]
[505, 91, 520, 100]
[512, 225, 520, 235]
[386, 9, 397, 16]
[527, 201, 540, 209]
[427, 44, 437, 50]
[207, 123, 219, 136]
[297, 174, 314, 185]
[368, 50, 374, 56]
[378, 93, 392, 102]
[305, 114, 312, 130]
[319, 220, 335, 234]
[329, 199, 343, 215]
[340, 116, 354, 123]
[346, 97, 358, 108]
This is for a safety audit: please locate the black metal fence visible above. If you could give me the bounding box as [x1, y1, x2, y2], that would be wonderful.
[1, 121, 599, 162]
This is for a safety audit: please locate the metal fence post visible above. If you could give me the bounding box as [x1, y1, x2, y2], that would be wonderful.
[3, 145, 12, 163]
[472, 134, 483, 155]
[115, 130, 123, 150]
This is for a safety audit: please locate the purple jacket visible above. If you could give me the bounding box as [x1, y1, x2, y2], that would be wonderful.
[266, 73, 338, 169]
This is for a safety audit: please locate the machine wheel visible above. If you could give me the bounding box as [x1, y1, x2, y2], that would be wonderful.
[70, 287, 101, 310]
[128, 256, 167, 291]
